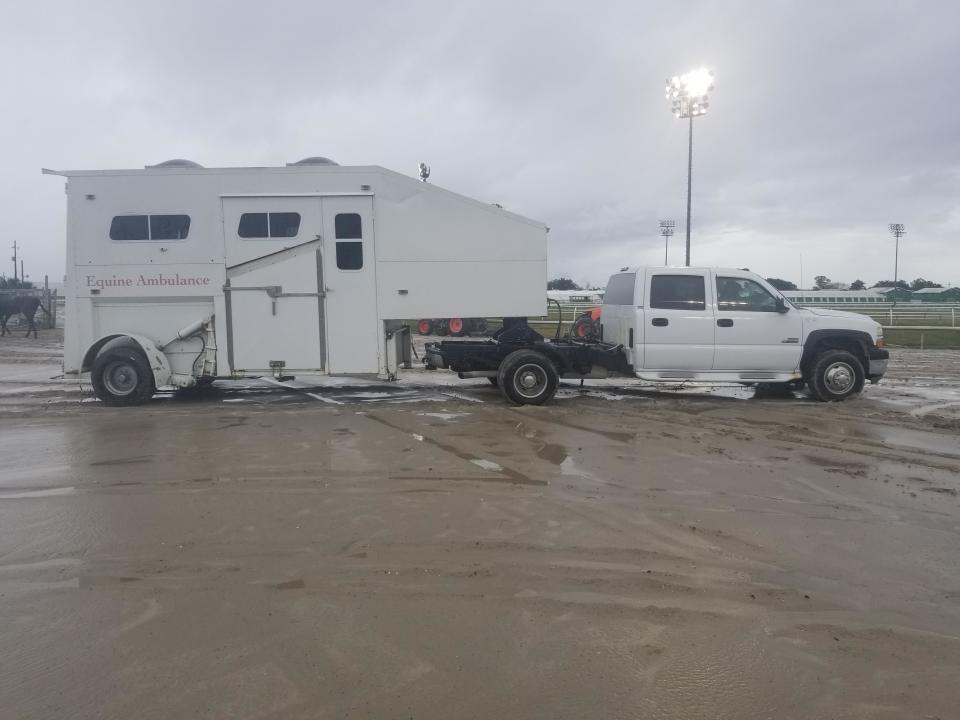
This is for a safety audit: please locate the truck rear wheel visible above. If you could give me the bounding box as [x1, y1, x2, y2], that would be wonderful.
[806, 350, 865, 402]
[91, 345, 155, 406]
[497, 350, 559, 405]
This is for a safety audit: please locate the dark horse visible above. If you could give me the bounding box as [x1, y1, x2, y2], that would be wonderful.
[0, 295, 50, 338]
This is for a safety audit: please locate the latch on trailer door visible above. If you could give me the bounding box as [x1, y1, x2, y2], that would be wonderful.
[224, 284, 326, 316]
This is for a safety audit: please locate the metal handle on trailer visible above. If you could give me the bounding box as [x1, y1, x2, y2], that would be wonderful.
[223, 285, 326, 316]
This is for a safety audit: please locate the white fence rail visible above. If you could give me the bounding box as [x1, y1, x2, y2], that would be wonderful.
[533, 301, 960, 332]
[791, 302, 960, 327]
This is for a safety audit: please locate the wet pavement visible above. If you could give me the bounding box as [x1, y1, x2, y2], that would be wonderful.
[2, 330, 960, 718]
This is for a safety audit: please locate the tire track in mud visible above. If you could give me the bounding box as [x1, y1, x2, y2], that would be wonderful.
[361, 412, 545, 486]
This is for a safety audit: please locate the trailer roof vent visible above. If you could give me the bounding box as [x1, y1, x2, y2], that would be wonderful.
[146, 159, 204, 169]
[287, 156, 339, 167]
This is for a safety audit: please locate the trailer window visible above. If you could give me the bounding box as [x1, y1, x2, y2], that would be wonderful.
[150, 215, 191, 240]
[650, 275, 706, 311]
[336, 242, 363, 270]
[109, 215, 149, 241]
[335, 213, 362, 239]
[238, 212, 301, 238]
[335, 213, 363, 270]
[269, 213, 300, 238]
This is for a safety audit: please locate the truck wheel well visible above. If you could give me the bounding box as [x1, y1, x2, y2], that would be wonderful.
[802, 335, 868, 376]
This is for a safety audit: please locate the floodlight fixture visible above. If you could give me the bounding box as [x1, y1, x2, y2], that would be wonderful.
[888, 223, 906, 290]
[659, 220, 676, 266]
[665, 67, 716, 266]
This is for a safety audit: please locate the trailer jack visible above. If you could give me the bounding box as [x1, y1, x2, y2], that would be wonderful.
[269, 360, 295, 382]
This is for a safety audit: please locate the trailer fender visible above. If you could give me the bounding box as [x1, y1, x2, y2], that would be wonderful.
[82, 334, 174, 389]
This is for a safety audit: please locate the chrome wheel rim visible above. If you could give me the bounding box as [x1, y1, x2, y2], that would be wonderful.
[513, 363, 548, 399]
[103, 360, 139, 396]
[824, 361, 855, 394]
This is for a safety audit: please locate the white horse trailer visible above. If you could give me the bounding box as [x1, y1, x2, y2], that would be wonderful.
[44, 158, 547, 404]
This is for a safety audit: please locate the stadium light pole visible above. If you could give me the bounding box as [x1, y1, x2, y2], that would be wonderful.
[659, 220, 675, 266]
[888, 223, 905, 291]
[665, 68, 715, 267]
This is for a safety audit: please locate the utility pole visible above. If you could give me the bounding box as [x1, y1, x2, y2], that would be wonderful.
[11, 241, 18, 282]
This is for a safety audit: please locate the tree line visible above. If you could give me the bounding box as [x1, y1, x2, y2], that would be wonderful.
[765, 277, 944, 292]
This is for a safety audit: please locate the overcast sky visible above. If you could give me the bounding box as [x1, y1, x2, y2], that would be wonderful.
[1, 0, 958, 289]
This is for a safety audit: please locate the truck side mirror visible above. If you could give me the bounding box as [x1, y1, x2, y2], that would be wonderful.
[775, 298, 788, 313]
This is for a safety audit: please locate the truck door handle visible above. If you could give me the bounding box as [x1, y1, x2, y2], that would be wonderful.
[651, 318, 668, 327]
[717, 318, 734, 327]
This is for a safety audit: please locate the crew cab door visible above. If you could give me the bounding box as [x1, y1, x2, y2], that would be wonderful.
[641, 270, 715, 371]
[712, 273, 803, 371]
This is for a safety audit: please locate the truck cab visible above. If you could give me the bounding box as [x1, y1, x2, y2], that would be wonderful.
[601, 267, 888, 400]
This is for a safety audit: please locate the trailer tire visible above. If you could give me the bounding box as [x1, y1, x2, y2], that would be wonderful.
[497, 350, 559, 405]
[806, 350, 865, 402]
[91, 345, 155, 406]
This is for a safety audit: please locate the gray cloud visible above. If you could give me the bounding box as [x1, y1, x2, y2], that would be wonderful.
[1, 0, 957, 289]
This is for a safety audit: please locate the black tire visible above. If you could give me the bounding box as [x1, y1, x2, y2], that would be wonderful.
[497, 350, 559, 405]
[91, 345, 155, 406]
[806, 350, 865, 402]
[571, 317, 598, 341]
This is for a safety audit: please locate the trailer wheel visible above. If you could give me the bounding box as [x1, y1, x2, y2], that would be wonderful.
[91, 345, 155, 406]
[497, 350, 559, 405]
[447, 317, 466, 336]
[417, 319, 434, 335]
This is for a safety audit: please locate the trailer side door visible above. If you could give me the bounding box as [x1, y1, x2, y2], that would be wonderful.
[320, 196, 380, 374]
[222, 197, 325, 372]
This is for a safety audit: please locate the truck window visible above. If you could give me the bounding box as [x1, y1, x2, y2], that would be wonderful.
[650, 275, 706, 310]
[717, 277, 778, 312]
[335, 213, 363, 270]
[238, 212, 301, 239]
[603, 273, 636, 305]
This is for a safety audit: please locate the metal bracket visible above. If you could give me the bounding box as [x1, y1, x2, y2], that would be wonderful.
[223, 285, 325, 315]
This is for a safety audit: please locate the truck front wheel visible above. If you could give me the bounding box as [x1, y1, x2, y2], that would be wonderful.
[806, 349, 865, 402]
[498, 350, 559, 405]
[91, 345, 155, 406]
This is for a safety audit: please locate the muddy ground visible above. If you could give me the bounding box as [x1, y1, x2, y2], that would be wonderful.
[1, 329, 959, 719]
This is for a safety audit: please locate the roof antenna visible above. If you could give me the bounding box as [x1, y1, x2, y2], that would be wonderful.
[418, 162, 430, 182]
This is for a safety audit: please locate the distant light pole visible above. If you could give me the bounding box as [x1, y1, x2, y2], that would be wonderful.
[659, 220, 675, 266]
[666, 68, 715, 267]
[888, 223, 905, 290]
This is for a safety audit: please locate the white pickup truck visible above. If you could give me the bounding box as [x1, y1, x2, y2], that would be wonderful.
[425, 266, 890, 404]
